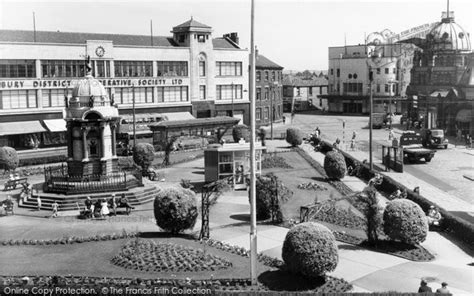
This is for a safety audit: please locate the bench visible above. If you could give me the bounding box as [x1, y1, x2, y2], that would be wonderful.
[3, 177, 28, 191]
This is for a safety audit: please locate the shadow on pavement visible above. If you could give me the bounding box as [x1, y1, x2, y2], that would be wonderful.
[337, 244, 363, 251]
[258, 269, 326, 291]
[138, 231, 196, 240]
[230, 213, 250, 222]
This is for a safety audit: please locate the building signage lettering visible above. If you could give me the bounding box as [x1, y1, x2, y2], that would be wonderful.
[392, 22, 438, 41]
[0, 78, 184, 90]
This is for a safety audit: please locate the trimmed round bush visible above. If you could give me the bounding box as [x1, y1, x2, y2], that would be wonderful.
[0, 146, 19, 172]
[154, 186, 198, 234]
[383, 199, 428, 245]
[232, 125, 249, 143]
[282, 222, 338, 278]
[286, 128, 303, 147]
[132, 143, 155, 171]
[323, 151, 346, 180]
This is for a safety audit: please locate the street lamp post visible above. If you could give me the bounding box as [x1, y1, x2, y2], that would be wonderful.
[369, 69, 374, 171]
[270, 81, 278, 140]
[231, 82, 234, 117]
[132, 84, 136, 149]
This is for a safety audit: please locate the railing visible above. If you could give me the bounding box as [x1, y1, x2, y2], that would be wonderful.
[44, 164, 142, 195]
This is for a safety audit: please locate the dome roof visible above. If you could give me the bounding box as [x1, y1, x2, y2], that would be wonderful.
[72, 74, 108, 98]
[426, 14, 471, 52]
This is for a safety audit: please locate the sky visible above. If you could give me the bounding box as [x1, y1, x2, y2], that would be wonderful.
[0, 0, 472, 71]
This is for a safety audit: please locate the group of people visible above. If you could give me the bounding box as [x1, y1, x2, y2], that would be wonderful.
[83, 194, 134, 219]
[418, 280, 450, 294]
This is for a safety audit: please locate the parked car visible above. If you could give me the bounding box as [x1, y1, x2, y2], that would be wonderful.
[420, 129, 448, 149]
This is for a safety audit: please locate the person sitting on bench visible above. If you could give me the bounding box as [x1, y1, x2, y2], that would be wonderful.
[119, 194, 134, 214]
[84, 197, 93, 219]
[427, 205, 442, 227]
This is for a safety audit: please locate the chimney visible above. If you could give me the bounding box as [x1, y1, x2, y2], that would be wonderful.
[223, 32, 239, 45]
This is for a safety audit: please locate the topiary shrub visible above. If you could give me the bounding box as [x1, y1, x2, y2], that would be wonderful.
[232, 124, 249, 143]
[132, 143, 155, 172]
[383, 199, 428, 245]
[0, 146, 19, 172]
[324, 151, 346, 180]
[255, 173, 292, 222]
[282, 222, 338, 278]
[286, 128, 303, 147]
[154, 186, 198, 234]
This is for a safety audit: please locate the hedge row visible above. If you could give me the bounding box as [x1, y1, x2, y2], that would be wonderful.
[317, 140, 474, 248]
[19, 155, 67, 167]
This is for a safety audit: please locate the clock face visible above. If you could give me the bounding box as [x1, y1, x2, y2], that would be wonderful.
[95, 46, 105, 57]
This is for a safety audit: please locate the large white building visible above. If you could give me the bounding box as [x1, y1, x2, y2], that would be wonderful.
[0, 18, 250, 150]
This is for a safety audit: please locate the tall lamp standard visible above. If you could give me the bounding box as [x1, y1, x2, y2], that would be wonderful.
[387, 79, 398, 130]
[368, 67, 374, 171]
[132, 84, 136, 149]
[270, 81, 278, 140]
[231, 82, 234, 117]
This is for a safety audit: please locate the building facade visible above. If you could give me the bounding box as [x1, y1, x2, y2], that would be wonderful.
[255, 52, 284, 127]
[0, 18, 250, 150]
[282, 76, 328, 112]
[326, 43, 415, 114]
[406, 11, 473, 136]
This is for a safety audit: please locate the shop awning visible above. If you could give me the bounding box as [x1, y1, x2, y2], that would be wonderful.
[161, 112, 195, 121]
[43, 119, 67, 132]
[0, 121, 47, 136]
[455, 109, 473, 123]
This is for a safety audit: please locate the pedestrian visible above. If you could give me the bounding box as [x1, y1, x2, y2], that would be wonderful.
[84, 196, 93, 219]
[350, 138, 356, 150]
[418, 280, 432, 293]
[282, 116, 286, 124]
[110, 194, 117, 216]
[352, 131, 357, 140]
[314, 127, 320, 138]
[51, 201, 59, 218]
[388, 129, 394, 141]
[36, 192, 41, 211]
[436, 282, 450, 294]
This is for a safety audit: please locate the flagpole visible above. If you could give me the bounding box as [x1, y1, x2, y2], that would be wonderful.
[249, 0, 258, 288]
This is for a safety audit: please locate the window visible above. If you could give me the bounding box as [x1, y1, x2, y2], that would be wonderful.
[157, 61, 188, 77]
[385, 84, 389, 93]
[0, 60, 36, 78]
[376, 84, 381, 92]
[216, 84, 243, 100]
[178, 34, 186, 43]
[256, 88, 261, 100]
[199, 61, 206, 77]
[264, 107, 269, 119]
[41, 60, 84, 78]
[115, 87, 154, 104]
[392, 84, 396, 93]
[265, 71, 269, 81]
[1, 90, 37, 109]
[92, 60, 110, 77]
[296, 87, 300, 96]
[385, 68, 389, 74]
[256, 71, 261, 82]
[256, 108, 261, 120]
[376, 68, 381, 74]
[215, 62, 242, 76]
[264, 88, 269, 100]
[114, 61, 152, 77]
[197, 34, 206, 43]
[342, 83, 363, 93]
[309, 87, 313, 96]
[330, 69, 334, 75]
[272, 71, 276, 81]
[393, 68, 397, 74]
[336, 69, 340, 77]
[199, 85, 206, 100]
[42, 89, 66, 108]
[156, 86, 188, 103]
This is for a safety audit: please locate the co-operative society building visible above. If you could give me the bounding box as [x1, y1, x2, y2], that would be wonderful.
[0, 18, 249, 151]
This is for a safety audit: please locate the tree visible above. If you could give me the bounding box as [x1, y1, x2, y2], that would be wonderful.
[282, 222, 338, 278]
[0, 146, 19, 172]
[232, 124, 249, 143]
[257, 127, 267, 146]
[285, 128, 303, 147]
[254, 173, 292, 222]
[132, 143, 155, 173]
[323, 151, 346, 180]
[154, 186, 198, 234]
[162, 137, 177, 167]
[351, 186, 382, 246]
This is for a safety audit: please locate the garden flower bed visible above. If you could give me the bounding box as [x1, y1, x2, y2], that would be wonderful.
[261, 153, 294, 169]
[111, 239, 232, 272]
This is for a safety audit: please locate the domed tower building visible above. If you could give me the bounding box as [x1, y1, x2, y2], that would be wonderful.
[65, 57, 120, 177]
[44, 57, 142, 195]
[407, 7, 473, 136]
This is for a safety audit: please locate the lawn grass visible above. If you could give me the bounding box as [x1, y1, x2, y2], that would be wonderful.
[0, 233, 270, 280]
